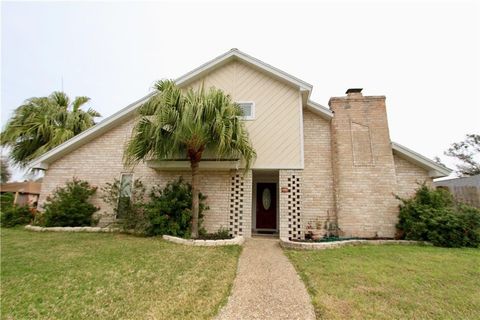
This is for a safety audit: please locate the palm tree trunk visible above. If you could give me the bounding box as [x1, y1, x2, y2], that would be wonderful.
[190, 160, 200, 238]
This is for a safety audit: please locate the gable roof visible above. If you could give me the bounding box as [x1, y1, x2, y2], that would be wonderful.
[391, 142, 452, 178]
[28, 49, 329, 169]
[176, 48, 313, 91]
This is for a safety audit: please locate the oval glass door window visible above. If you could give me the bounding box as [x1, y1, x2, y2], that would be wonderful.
[262, 188, 271, 210]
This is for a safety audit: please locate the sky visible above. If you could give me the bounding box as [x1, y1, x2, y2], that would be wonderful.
[1, 0, 479, 181]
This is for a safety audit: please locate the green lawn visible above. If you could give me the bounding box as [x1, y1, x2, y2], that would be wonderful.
[285, 245, 480, 320]
[1, 228, 241, 320]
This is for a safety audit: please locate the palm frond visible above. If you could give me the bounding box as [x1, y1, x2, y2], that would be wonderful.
[72, 96, 91, 112]
[124, 79, 256, 170]
[50, 91, 70, 108]
[1, 91, 100, 167]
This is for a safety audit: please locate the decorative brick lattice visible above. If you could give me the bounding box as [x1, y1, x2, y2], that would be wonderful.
[229, 174, 245, 236]
[287, 174, 302, 240]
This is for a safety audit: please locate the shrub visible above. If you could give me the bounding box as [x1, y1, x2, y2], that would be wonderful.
[42, 178, 99, 227]
[397, 184, 480, 247]
[100, 178, 147, 233]
[0, 192, 15, 213]
[32, 210, 46, 226]
[198, 227, 232, 240]
[0, 205, 33, 227]
[145, 178, 208, 237]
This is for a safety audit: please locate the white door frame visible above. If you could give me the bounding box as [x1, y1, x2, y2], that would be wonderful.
[252, 170, 279, 233]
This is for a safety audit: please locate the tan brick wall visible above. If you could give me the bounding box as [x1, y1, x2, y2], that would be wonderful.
[37, 93, 439, 239]
[329, 92, 399, 238]
[38, 118, 231, 232]
[393, 154, 432, 198]
[302, 110, 335, 237]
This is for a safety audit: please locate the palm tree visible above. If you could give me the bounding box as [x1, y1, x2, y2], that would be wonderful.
[0, 157, 11, 183]
[125, 80, 256, 238]
[0, 92, 101, 167]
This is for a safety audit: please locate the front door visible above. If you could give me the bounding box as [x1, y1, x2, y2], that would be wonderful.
[256, 183, 277, 230]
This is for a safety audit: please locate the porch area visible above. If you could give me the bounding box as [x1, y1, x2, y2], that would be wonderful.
[146, 163, 304, 240]
[228, 169, 303, 240]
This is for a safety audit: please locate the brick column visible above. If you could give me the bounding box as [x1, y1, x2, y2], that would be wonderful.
[228, 170, 252, 237]
[279, 170, 303, 240]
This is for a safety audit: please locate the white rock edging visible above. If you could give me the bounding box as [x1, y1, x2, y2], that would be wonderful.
[25, 225, 119, 233]
[162, 235, 245, 246]
[280, 238, 430, 250]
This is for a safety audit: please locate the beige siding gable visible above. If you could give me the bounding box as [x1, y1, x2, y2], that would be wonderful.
[187, 60, 303, 169]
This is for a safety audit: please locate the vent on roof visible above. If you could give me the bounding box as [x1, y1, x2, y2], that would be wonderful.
[346, 88, 363, 94]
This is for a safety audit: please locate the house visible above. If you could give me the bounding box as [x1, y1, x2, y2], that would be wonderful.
[29, 49, 451, 240]
[0, 180, 41, 207]
[434, 175, 480, 208]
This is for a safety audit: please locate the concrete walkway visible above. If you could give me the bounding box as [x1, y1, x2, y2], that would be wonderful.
[216, 237, 315, 320]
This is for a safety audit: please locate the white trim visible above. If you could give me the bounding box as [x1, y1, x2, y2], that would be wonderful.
[299, 92, 305, 169]
[147, 160, 240, 171]
[176, 48, 313, 91]
[249, 165, 305, 170]
[305, 100, 334, 120]
[433, 175, 479, 184]
[391, 142, 452, 178]
[119, 172, 133, 196]
[33, 162, 49, 170]
[236, 101, 255, 120]
[252, 177, 279, 233]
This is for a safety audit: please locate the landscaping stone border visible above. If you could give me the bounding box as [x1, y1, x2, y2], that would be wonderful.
[162, 235, 245, 246]
[25, 225, 119, 233]
[280, 238, 430, 250]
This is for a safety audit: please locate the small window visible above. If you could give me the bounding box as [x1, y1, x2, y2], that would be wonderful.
[117, 173, 133, 219]
[237, 102, 255, 120]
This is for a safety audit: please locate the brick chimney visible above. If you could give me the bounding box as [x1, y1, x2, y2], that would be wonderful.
[329, 89, 398, 238]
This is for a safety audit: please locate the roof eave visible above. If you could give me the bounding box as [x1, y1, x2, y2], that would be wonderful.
[391, 142, 452, 178]
[28, 92, 155, 170]
[305, 100, 333, 120]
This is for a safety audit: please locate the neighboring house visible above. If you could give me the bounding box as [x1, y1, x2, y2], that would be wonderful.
[28, 49, 451, 240]
[0, 181, 41, 207]
[434, 175, 480, 208]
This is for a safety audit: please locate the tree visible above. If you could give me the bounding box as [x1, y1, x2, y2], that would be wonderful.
[445, 134, 480, 176]
[124, 80, 255, 238]
[0, 157, 11, 183]
[433, 156, 446, 167]
[0, 92, 101, 167]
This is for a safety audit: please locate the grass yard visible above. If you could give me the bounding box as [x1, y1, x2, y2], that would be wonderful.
[1, 228, 241, 320]
[285, 245, 480, 320]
